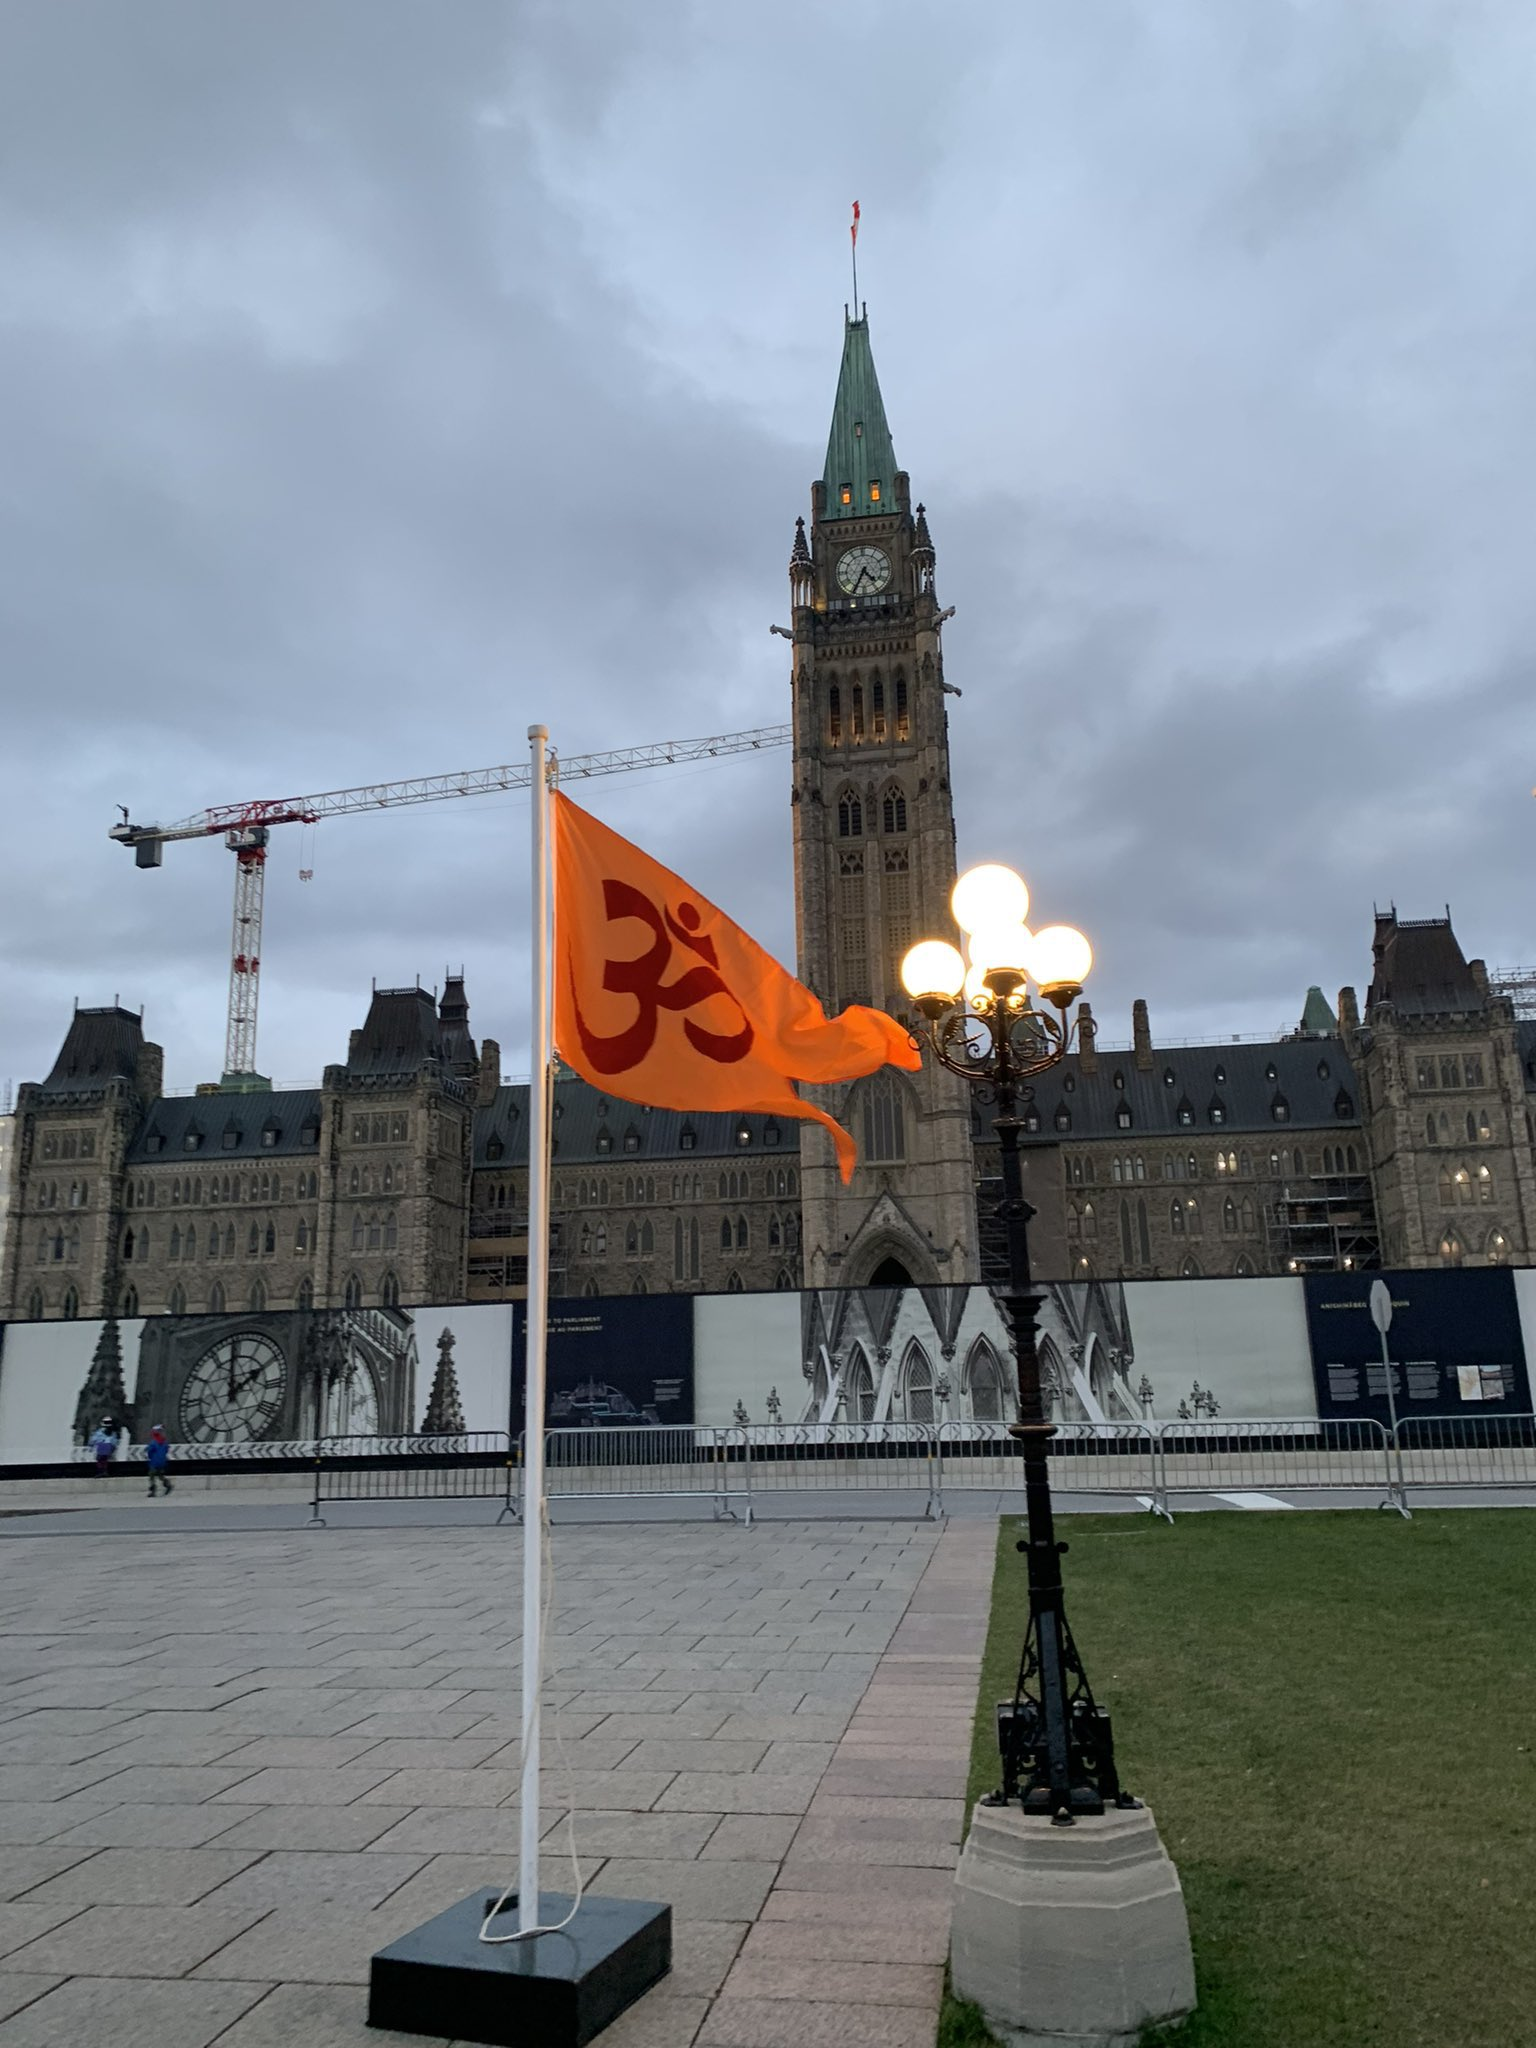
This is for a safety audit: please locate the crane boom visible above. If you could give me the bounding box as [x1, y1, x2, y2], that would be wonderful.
[107, 721, 792, 1079]
[109, 723, 792, 850]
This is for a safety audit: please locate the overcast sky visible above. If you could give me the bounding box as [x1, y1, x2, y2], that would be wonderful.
[4, 0, 1536, 1098]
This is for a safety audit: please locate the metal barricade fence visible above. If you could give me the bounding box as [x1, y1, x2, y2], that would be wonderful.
[525, 1426, 750, 1521]
[1392, 1413, 1536, 1507]
[308, 1432, 517, 1527]
[1152, 1417, 1394, 1513]
[740, 1423, 940, 1518]
[934, 1421, 1161, 1515]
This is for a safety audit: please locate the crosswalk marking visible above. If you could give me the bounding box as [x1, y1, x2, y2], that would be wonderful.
[1213, 1491, 1296, 1510]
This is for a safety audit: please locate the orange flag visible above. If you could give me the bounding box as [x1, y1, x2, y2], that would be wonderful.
[553, 793, 920, 1182]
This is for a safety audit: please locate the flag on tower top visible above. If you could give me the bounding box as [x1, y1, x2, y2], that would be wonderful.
[553, 793, 919, 1182]
[851, 199, 860, 245]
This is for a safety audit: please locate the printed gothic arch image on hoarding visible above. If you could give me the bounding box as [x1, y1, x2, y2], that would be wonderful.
[794, 1282, 1140, 1427]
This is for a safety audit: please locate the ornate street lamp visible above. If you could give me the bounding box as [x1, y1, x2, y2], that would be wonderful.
[902, 863, 1136, 1825]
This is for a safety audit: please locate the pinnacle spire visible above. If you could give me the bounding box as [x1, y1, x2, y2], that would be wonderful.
[821, 313, 897, 520]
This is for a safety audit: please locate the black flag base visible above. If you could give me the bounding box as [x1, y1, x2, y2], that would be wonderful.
[369, 1891, 672, 2048]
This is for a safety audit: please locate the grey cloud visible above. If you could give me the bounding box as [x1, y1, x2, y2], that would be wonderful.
[3, 0, 1535, 1100]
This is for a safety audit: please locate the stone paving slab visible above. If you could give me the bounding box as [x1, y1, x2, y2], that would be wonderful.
[0, 1516, 997, 2047]
[0, 1976, 271, 2048]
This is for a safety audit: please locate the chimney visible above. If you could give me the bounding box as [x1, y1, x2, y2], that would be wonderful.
[1469, 958, 1490, 996]
[1077, 1002, 1098, 1075]
[347, 1029, 364, 1065]
[1338, 986, 1360, 1050]
[135, 1041, 164, 1101]
[1132, 999, 1154, 1072]
[477, 1037, 502, 1108]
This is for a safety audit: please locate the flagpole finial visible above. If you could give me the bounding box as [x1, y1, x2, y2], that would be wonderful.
[849, 200, 860, 317]
[528, 723, 548, 742]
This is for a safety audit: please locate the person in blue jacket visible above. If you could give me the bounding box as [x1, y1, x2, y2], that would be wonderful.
[145, 1426, 173, 1498]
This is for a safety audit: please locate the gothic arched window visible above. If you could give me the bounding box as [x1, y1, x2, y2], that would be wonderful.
[207, 1281, 225, 1314]
[881, 784, 908, 835]
[902, 1343, 934, 1423]
[168, 1283, 186, 1316]
[837, 788, 863, 838]
[828, 684, 842, 742]
[344, 1273, 363, 1308]
[965, 1340, 1005, 1423]
[381, 1271, 400, 1307]
[863, 1073, 907, 1164]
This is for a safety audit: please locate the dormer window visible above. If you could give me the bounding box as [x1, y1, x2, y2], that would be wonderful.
[146, 1132, 165, 1155]
[623, 1127, 641, 1154]
[1115, 1105, 1133, 1130]
[1177, 1098, 1195, 1126]
[485, 1133, 504, 1161]
[1271, 1093, 1291, 1122]
[1023, 1108, 1040, 1132]
[222, 1126, 240, 1150]
[1055, 1107, 1071, 1132]
[1113, 1071, 1126, 1091]
[596, 1131, 612, 1155]
[300, 1119, 319, 1145]
[1209, 1099, 1227, 1125]
[1163, 1068, 1176, 1087]
[1265, 1063, 1278, 1083]
[261, 1122, 280, 1148]
[869, 479, 882, 503]
[184, 1131, 202, 1153]
[679, 1125, 697, 1153]
[840, 482, 852, 506]
[1214, 1064, 1226, 1085]
[736, 1123, 753, 1147]
[763, 1121, 780, 1147]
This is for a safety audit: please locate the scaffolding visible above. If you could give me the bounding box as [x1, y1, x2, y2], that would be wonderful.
[1489, 967, 1536, 1019]
[1264, 1168, 1381, 1274]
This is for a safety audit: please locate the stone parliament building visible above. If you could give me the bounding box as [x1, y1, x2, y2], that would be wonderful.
[7, 319, 1536, 1323]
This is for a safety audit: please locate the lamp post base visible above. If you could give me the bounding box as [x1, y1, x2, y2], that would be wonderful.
[950, 1799, 1195, 2048]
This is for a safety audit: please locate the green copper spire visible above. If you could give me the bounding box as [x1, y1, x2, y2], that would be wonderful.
[1299, 986, 1337, 1036]
[821, 314, 897, 520]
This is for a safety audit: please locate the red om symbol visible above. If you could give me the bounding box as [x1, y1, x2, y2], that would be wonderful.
[570, 879, 755, 1076]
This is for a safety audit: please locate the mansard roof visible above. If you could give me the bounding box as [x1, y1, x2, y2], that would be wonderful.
[473, 1080, 795, 1170]
[127, 1089, 323, 1164]
[1366, 912, 1483, 1017]
[349, 988, 447, 1075]
[972, 1037, 1361, 1146]
[38, 1006, 145, 1100]
[821, 314, 897, 520]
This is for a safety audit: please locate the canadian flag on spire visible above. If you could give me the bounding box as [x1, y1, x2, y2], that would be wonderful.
[851, 199, 860, 246]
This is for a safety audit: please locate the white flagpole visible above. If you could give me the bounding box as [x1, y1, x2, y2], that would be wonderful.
[519, 722, 552, 1935]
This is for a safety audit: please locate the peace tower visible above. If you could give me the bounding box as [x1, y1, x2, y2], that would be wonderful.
[788, 312, 980, 1287]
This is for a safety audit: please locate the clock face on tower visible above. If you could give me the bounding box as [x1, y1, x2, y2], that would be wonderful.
[836, 545, 891, 596]
[179, 1331, 288, 1444]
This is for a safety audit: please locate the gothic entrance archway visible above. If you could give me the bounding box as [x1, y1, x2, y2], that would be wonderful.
[868, 1256, 914, 1287]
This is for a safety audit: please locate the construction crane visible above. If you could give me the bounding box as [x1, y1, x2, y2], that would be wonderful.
[110, 723, 792, 1081]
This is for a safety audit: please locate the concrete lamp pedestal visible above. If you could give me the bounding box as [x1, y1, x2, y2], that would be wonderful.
[950, 1800, 1196, 2048]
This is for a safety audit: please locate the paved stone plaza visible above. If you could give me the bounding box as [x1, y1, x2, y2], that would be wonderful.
[0, 1512, 992, 2047]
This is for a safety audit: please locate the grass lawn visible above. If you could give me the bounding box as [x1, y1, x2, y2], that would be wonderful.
[942, 1510, 1536, 2048]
